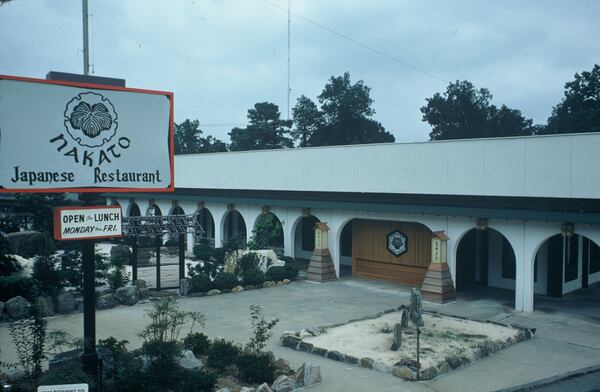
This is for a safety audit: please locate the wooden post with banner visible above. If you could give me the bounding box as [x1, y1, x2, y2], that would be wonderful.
[0, 72, 174, 390]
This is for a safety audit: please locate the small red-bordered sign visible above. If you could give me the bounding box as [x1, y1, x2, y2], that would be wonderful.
[53, 205, 123, 241]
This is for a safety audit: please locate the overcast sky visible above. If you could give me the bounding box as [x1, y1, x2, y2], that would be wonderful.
[1, 0, 599, 143]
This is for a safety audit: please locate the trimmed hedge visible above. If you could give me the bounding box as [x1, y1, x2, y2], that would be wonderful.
[241, 268, 265, 286]
[265, 266, 287, 282]
[212, 272, 239, 290]
[206, 339, 241, 370]
[190, 274, 212, 293]
[237, 351, 276, 384]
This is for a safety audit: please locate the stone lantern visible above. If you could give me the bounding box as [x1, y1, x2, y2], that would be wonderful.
[306, 222, 337, 282]
[421, 231, 456, 303]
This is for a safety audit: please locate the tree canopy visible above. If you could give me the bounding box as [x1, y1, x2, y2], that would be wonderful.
[544, 64, 600, 134]
[174, 119, 227, 154]
[292, 72, 395, 147]
[421, 80, 534, 140]
[229, 102, 293, 151]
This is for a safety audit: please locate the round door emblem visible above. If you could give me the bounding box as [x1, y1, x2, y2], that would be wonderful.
[387, 229, 408, 256]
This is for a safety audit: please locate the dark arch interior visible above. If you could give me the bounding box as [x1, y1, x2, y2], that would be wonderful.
[196, 208, 215, 241]
[224, 210, 246, 242]
[129, 203, 141, 217]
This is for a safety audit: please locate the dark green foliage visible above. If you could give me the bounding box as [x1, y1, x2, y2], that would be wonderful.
[545, 64, 600, 135]
[183, 332, 211, 356]
[60, 250, 109, 290]
[111, 352, 145, 392]
[37, 367, 94, 388]
[236, 252, 259, 275]
[14, 193, 68, 233]
[9, 300, 47, 383]
[281, 256, 299, 280]
[222, 237, 245, 255]
[31, 254, 63, 296]
[107, 247, 131, 290]
[241, 268, 265, 286]
[229, 102, 293, 151]
[212, 271, 239, 290]
[0, 235, 21, 277]
[173, 368, 217, 392]
[237, 351, 276, 384]
[110, 245, 131, 265]
[246, 304, 279, 353]
[0, 275, 35, 301]
[421, 80, 534, 140]
[193, 238, 214, 261]
[142, 339, 183, 386]
[46, 330, 77, 354]
[190, 273, 213, 293]
[98, 336, 129, 360]
[212, 247, 227, 264]
[206, 339, 241, 370]
[164, 238, 179, 247]
[175, 118, 227, 155]
[265, 266, 286, 282]
[251, 213, 283, 249]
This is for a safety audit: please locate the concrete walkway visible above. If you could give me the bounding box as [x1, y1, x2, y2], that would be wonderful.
[1, 278, 599, 392]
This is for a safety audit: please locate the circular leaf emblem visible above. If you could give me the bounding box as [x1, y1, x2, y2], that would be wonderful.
[387, 229, 408, 256]
[64, 92, 118, 147]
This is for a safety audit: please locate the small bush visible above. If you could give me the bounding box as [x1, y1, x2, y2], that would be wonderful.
[246, 304, 279, 353]
[98, 336, 129, 360]
[0, 275, 36, 301]
[241, 268, 265, 286]
[142, 339, 182, 386]
[184, 332, 211, 356]
[237, 351, 276, 384]
[32, 254, 64, 296]
[38, 367, 95, 388]
[265, 266, 286, 282]
[212, 247, 227, 264]
[236, 252, 259, 275]
[112, 352, 145, 392]
[193, 238, 214, 261]
[212, 271, 239, 290]
[0, 235, 21, 277]
[206, 339, 241, 370]
[164, 238, 179, 247]
[190, 273, 212, 293]
[174, 368, 217, 392]
[282, 257, 299, 280]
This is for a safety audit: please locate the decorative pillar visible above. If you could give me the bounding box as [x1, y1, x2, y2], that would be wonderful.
[421, 231, 457, 304]
[306, 222, 337, 282]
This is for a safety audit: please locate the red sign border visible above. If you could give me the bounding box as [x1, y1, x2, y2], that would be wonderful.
[53, 205, 124, 241]
[0, 74, 175, 194]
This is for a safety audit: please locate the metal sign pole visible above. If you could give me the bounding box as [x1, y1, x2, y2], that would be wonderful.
[81, 236, 98, 386]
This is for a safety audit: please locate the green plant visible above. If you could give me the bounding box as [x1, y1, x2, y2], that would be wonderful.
[246, 304, 279, 353]
[281, 256, 299, 280]
[107, 246, 132, 290]
[206, 339, 241, 370]
[212, 247, 227, 264]
[46, 330, 77, 354]
[236, 252, 259, 275]
[237, 351, 276, 384]
[190, 273, 213, 293]
[0, 235, 21, 277]
[98, 336, 129, 360]
[183, 332, 210, 356]
[32, 254, 64, 296]
[251, 213, 284, 249]
[37, 367, 94, 388]
[0, 275, 36, 301]
[222, 237, 245, 255]
[265, 266, 287, 282]
[60, 250, 110, 290]
[212, 271, 239, 290]
[9, 300, 47, 383]
[193, 238, 214, 261]
[139, 297, 204, 344]
[164, 238, 179, 247]
[173, 368, 217, 392]
[112, 352, 145, 392]
[241, 268, 265, 286]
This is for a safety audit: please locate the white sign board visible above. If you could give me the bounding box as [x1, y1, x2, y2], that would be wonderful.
[38, 384, 89, 392]
[54, 206, 122, 241]
[0, 75, 173, 192]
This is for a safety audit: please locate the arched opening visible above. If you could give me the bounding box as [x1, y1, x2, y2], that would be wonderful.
[167, 205, 186, 244]
[339, 218, 433, 284]
[534, 233, 600, 298]
[195, 208, 215, 246]
[147, 204, 162, 217]
[128, 203, 141, 217]
[251, 212, 284, 249]
[455, 228, 516, 294]
[223, 210, 247, 243]
[293, 215, 320, 261]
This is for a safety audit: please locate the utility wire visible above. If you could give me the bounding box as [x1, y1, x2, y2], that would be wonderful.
[262, 0, 449, 84]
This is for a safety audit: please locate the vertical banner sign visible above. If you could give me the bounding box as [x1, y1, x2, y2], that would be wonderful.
[54, 206, 123, 241]
[0, 75, 174, 193]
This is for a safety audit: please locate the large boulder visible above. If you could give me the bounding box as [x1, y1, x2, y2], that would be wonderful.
[38, 296, 55, 317]
[56, 291, 76, 314]
[178, 350, 204, 369]
[256, 383, 273, 392]
[6, 296, 31, 319]
[115, 286, 139, 306]
[5, 231, 55, 258]
[96, 293, 116, 310]
[295, 362, 322, 387]
[270, 375, 295, 392]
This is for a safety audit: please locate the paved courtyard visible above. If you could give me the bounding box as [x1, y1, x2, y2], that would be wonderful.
[1, 277, 599, 392]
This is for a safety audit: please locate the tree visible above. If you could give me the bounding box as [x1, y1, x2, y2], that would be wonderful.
[421, 80, 533, 140]
[293, 72, 395, 146]
[544, 64, 600, 134]
[174, 119, 227, 154]
[15, 193, 68, 233]
[291, 95, 323, 147]
[229, 102, 293, 151]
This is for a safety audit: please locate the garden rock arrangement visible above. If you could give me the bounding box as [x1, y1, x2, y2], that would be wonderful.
[281, 307, 536, 381]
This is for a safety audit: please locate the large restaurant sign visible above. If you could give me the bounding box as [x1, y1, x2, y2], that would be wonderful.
[0, 75, 174, 193]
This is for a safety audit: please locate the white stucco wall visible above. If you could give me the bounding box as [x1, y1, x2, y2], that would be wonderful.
[175, 132, 600, 199]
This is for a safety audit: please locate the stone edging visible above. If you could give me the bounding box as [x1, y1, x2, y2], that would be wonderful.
[280, 306, 536, 381]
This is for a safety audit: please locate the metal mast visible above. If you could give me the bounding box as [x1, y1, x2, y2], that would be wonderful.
[82, 0, 90, 75]
[287, 0, 291, 120]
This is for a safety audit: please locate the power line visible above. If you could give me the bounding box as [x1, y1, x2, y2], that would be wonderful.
[262, 0, 449, 84]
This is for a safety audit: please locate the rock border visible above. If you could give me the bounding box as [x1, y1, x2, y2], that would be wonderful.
[280, 306, 536, 381]
[187, 278, 292, 298]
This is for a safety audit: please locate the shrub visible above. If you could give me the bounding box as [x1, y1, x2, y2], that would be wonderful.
[174, 368, 217, 392]
[206, 339, 241, 370]
[236, 252, 259, 275]
[98, 336, 129, 360]
[32, 254, 64, 296]
[0, 275, 36, 301]
[112, 352, 145, 392]
[282, 257, 299, 280]
[246, 304, 279, 353]
[212, 247, 227, 264]
[142, 339, 182, 385]
[10, 301, 47, 383]
[60, 250, 109, 290]
[0, 235, 21, 277]
[183, 332, 211, 356]
[164, 238, 179, 247]
[212, 271, 239, 290]
[241, 268, 265, 286]
[222, 237, 245, 255]
[265, 266, 286, 282]
[237, 351, 276, 384]
[190, 273, 212, 293]
[193, 238, 214, 261]
[46, 330, 78, 354]
[110, 245, 131, 265]
[38, 367, 95, 388]
[251, 213, 283, 249]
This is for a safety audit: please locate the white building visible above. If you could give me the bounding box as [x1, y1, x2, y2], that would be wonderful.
[108, 132, 600, 312]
